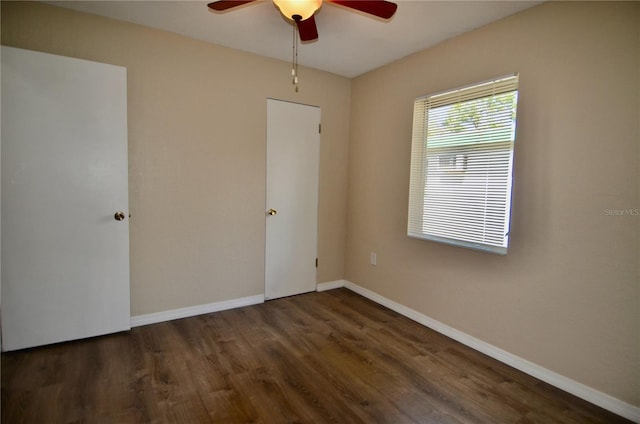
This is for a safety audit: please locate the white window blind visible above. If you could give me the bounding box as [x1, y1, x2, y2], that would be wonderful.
[408, 74, 519, 255]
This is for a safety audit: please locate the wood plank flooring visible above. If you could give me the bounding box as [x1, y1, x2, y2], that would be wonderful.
[2, 289, 632, 423]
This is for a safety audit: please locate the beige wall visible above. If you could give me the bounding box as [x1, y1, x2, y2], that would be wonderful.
[346, 1, 639, 406]
[1, 1, 351, 315]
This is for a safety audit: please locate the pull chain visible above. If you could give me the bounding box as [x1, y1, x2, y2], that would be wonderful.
[292, 19, 299, 92]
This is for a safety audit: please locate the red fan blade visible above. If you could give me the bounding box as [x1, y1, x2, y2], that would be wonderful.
[328, 0, 397, 19]
[295, 15, 319, 42]
[207, 0, 257, 12]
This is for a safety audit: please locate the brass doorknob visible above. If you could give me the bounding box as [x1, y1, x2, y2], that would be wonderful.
[267, 209, 277, 216]
[114, 211, 126, 221]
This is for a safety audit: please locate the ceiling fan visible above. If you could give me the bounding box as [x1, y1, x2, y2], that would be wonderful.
[207, 0, 398, 42]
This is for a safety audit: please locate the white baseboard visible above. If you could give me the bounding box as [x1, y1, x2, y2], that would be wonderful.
[316, 280, 346, 292]
[130, 294, 265, 328]
[340, 280, 640, 423]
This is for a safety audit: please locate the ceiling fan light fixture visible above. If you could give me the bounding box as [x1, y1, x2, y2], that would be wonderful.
[273, 0, 322, 21]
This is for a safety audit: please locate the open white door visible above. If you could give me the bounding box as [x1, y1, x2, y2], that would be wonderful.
[1, 47, 130, 351]
[265, 99, 320, 300]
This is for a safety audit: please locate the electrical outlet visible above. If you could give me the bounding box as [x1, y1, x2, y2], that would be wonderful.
[370, 252, 377, 266]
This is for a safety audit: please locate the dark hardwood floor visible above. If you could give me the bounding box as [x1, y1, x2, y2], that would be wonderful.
[1, 288, 632, 423]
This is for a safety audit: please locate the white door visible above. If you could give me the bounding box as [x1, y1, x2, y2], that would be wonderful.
[1, 47, 130, 351]
[265, 99, 320, 300]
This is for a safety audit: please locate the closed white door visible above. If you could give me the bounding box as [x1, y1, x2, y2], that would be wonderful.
[265, 99, 320, 300]
[1, 47, 130, 351]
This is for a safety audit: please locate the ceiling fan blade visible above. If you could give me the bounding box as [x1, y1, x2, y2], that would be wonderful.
[207, 0, 257, 12]
[296, 15, 319, 42]
[328, 0, 397, 19]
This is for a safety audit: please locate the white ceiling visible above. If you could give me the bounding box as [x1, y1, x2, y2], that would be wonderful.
[48, 0, 541, 78]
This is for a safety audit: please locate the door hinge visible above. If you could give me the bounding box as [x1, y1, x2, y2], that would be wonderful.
[318, 123, 321, 134]
[315, 258, 318, 268]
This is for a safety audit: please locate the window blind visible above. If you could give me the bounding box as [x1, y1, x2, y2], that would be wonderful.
[408, 74, 519, 255]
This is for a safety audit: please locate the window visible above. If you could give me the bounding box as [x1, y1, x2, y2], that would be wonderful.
[408, 74, 519, 255]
